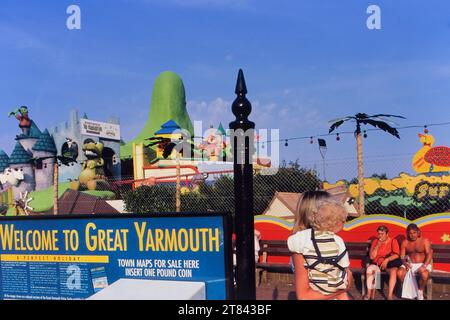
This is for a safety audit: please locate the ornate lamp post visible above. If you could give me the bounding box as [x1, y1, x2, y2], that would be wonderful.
[229, 69, 256, 300]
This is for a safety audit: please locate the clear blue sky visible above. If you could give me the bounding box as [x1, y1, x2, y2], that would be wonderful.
[1, 0, 449, 181]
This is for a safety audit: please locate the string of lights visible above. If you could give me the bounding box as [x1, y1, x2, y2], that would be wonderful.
[258, 121, 450, 146]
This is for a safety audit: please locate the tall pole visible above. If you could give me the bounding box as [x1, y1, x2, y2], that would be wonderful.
[176, 151, 181, 212]
[356, 129, 365, 215]
[229, 69, 256, 300]
[322, 158, 326, 182]
[53, 161, 58, 215]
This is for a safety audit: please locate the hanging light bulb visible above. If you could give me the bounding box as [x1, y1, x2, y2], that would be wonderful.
[336, 133, 340, 141]
[285, 139, 289, 147]
[424, 125, 429, 134]
[363, 130, 368, 139]
[310, 136, 314, 144]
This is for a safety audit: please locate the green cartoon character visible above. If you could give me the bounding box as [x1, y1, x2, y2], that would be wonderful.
[9, 106, 31, 136]
[70, 139, 109, 191]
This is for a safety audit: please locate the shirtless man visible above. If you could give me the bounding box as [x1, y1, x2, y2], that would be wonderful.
[397, 223, 433, 300]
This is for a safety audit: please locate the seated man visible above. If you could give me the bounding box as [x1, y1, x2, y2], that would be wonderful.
[397, 223, 433, 300]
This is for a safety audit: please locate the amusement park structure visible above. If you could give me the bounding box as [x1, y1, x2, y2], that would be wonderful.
[0, 70, 271, 215]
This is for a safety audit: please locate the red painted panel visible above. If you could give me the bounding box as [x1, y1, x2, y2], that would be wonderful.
[255, 217, 450, 271]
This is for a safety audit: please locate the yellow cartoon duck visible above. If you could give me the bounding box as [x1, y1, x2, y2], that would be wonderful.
[412, 133, 449, 173]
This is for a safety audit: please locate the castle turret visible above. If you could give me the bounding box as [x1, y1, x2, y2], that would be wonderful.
[0, 150, 9, 173]
[9, 142, 35, 199]
[32, 129, 57, 190]
[17, 120, 42, 153]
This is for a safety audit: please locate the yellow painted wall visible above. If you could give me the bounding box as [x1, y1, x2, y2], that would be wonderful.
[324, 173, 450, 197]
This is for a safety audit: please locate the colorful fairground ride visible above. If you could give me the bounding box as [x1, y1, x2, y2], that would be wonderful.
[117, 71, 271, 192]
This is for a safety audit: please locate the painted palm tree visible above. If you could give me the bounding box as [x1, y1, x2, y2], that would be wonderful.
[329, 113, 405, 215]
[145, 134, 196, 212]
[34, 155, 76, 215]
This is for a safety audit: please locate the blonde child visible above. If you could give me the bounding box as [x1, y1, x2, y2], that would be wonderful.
[288, 198, 350, 299]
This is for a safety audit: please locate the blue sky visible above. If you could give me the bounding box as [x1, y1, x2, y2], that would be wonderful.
[1, 0, 450, 181]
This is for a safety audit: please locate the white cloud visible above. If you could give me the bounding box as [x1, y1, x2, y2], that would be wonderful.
[187, 97, 232, 128]
[187, 97, 324, 136]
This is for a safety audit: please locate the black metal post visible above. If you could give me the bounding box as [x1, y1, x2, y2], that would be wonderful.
[229, 69, 256, 300]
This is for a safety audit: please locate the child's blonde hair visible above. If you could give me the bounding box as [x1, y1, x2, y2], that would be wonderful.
[292, 191, 331, 233]
[307, 199, 348, 232]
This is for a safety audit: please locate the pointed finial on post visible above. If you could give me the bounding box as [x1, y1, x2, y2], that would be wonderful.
[231, 69, 254, 130]
[235, 69, 248, 95]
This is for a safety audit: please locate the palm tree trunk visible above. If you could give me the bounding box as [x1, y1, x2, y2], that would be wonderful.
[356, 132, 365, 215]
[176, 152, 181, 213]
[53, 161, 58, 215]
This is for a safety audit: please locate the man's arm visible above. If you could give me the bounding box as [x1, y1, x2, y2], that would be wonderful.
[400, 240, 411, 269]
[422, 239, 433, 267]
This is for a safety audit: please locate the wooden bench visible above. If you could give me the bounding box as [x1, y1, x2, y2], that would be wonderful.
[255, 239, 450, 299]
[255, 240, 292, 285]
[427, 245, 450, 299]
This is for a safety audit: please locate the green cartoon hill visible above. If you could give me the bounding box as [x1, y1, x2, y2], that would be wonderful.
[120, 71, 194, 159]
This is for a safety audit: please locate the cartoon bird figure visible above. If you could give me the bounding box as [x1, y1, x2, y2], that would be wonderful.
[412, 133, 450, 173]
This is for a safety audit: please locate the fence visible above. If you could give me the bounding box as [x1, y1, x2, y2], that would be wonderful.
[92, 154, 450, 221]
[4, 154, 442, 218]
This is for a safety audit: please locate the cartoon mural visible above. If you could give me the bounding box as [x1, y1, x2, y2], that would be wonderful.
[322, 133, 449, 218]
[324, 173, 450, 218]
[413, 133, 450, 174]
[254, 213, 450, 272]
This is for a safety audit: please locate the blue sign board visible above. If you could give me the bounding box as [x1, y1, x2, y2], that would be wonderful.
[0, 214, 232, 300]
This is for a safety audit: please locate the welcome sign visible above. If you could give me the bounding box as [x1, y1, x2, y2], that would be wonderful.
[0, 214, 232, 300]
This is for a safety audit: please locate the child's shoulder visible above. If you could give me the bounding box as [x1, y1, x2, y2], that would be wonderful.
[287, 229, 312, 252]
[289, 228, 312, 238]
[296, 228, 312, 235]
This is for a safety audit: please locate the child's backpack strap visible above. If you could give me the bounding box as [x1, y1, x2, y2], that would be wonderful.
[307, 228, 323, 270]
[307, 229, 347, 273]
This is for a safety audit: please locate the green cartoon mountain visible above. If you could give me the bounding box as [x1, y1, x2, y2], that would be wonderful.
[120, 71, 194, 159]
